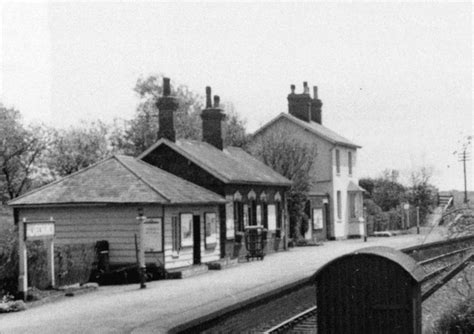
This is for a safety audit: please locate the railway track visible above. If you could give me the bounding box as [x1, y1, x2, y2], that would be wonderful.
[261, 241, 473, 334]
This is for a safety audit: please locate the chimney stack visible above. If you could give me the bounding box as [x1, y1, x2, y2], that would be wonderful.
[287, 82, 311, 122]
[310, 85, 323, 124]
[201, 86, 226, 150]
[157, 77, 179, 142]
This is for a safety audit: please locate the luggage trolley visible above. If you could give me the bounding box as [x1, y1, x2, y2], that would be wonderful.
[244, 226, 267, 261]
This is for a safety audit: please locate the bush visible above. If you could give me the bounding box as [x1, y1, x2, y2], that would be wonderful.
[0, 225, 19, 297]
[55, 243, 95, 287]
[434, 295, 474, 333]
[1, 225, 95, 296]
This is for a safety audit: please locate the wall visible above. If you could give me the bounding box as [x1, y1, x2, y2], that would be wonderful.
[222, 185, 288, 259]
[251, 117, 333, 185]
[18, 205, 149, 265]
[17, 203, 221, 270]
[163, 205, 220, 269]
[331, 145, 362, 238]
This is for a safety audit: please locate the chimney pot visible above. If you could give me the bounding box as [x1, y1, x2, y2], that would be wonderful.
[303, 82, 309, 94]
[206, 86, 212, 108]
[313, 86, 318, 99]
[201, 88, 225, 150]
[163, 78, 171, 96]
[213, 95, 220, 108]
[290, 85, 295, 94]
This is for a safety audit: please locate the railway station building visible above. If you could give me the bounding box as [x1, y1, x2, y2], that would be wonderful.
[250, 82, 364, 241]
[139, 81, 292, 259]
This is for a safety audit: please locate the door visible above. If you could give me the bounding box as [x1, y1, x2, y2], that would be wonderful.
[193, 215, 201, 265]
[325, 202, 332, 239]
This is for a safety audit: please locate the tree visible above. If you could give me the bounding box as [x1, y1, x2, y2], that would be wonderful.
[112, 74, 248, 156]
[0, 105, 48, 201]
[372, 169, 406, 211]
[44, 121, 111, 177]
[249, 130, 317, 240]
[407, 166, 436, 224]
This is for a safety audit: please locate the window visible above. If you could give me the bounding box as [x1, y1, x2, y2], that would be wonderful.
[250, 200, 257, 225]
[337, 191, 342, 219]
[349, 193, 356, 218]
[180, 213, 193, 247]
[256, 204, 262, 225]
[267, 204, 277, 230]
[348, 151, 352, 175]
[243, 204, 249, 227]
[233, 201, 244, 232]
[204, 212, 217, 249]
[171, 216, 180, 255]
[336, 149, 340, 174]
[275, 197, 282, 229]
[262, 203, 268, 228]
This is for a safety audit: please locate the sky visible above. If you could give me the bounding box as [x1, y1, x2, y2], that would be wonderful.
[1, 1, 472, 191]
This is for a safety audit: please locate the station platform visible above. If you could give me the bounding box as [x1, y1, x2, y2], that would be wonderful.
[0, 230, 446, 334]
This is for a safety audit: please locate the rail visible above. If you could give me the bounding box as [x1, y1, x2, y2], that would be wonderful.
[263, 238, 474, 333]
[262, 306, 317, 334]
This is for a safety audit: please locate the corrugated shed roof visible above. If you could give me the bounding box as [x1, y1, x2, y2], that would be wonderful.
[254, 113, 361, 149]
[8, 155, 225, 206]
[313, 246, 426, 282]
[139, 139, 292, 186]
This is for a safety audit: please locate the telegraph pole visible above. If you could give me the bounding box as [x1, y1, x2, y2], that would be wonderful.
[456, 136, 471, 204]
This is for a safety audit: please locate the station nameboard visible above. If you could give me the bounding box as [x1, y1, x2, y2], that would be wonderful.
[25, 221, 55, 240]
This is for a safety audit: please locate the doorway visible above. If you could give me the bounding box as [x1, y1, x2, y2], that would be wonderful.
[193, 215, 201, 265]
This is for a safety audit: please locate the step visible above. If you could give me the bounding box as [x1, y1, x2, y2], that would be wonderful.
[166, 265, 209, 279]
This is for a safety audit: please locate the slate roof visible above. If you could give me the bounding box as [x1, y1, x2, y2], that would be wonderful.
[347, 181, 366, 192]
[253, 113, 361, 149]
[8, 155, 225, 207]
[138, 139, 292, 186]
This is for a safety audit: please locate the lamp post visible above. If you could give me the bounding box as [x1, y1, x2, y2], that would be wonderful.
[136, 208, 146, 289]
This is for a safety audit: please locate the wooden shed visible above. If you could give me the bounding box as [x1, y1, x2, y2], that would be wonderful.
[8, 155, 226, 271]
[313, 246, 425, 334]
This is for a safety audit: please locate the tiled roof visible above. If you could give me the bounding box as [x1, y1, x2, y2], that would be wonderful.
[254, 113, 361, 148]
[8, 155, 225, 206]
[138, 139, 292, 186]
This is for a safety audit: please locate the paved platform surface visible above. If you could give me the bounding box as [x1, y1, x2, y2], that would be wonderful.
[0, 229, 446, 334]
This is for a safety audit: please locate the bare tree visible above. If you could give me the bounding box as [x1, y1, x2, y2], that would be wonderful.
[249, 130, 317, 239]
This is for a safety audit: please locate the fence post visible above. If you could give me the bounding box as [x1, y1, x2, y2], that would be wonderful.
[416, 207, 420, 234]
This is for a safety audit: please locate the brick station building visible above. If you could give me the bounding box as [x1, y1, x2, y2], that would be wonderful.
[139, 79, 292, 258]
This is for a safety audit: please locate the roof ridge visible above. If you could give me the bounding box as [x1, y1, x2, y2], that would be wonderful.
[114, 155, 171, 203]
[8, 155, 114, 205]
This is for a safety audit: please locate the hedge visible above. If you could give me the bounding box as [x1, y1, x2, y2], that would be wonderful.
[1, 225, 95, 296]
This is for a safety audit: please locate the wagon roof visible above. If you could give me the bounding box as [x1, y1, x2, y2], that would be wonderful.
[8, 155, 225, 206]
[312, 246, 426, 282]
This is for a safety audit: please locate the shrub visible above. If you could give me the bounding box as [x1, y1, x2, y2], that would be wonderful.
[434, 295, 474, 333]
[0, 225, 19, 297]
[55, 243, 95, 287]
[1, 225, 95, 295]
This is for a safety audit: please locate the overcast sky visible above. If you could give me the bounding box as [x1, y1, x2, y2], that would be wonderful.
[1, 1, 472, 191]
